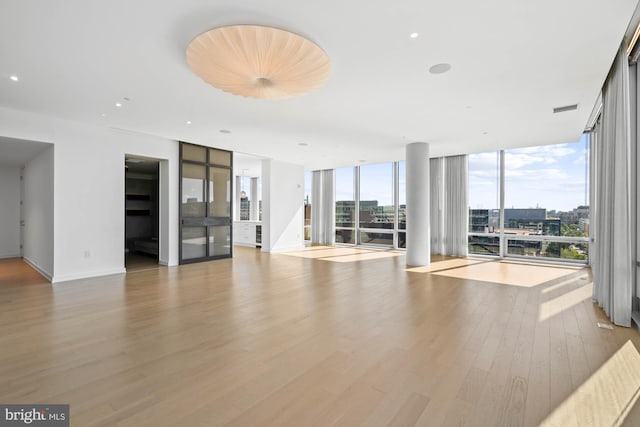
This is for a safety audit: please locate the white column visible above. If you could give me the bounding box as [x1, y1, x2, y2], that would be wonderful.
[406, 142, 430, 266]
[250, 177, 259, 221]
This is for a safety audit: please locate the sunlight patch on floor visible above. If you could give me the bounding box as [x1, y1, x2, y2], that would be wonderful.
[283, 246, 375, 259]
[283, 246, 403, 262]
[541, 275, 587, 294]
[406, 258, 486, 273]
[541, 340, 640, 427]
[538, 282, 592, 322]
[431, 261, 581, 287]
[321, 250, 404, 263]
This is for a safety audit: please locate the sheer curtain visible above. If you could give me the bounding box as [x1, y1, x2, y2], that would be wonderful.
[444, 155, 468, 256]
[311, 169, 335, 245]
[430, 155, 468, 256]
[430, 158, 444, 254]
[591, 44, 634, 327]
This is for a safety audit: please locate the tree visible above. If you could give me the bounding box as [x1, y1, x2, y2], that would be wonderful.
[561, 223, 586, 237]
[561, 247, 587, 260]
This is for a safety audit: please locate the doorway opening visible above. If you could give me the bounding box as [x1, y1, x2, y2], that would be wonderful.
[125, 155, 160, 271]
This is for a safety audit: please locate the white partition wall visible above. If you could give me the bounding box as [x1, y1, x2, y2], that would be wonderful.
[261, 159, 304, 252]
[0, 166, 21, 259]
[0, 106, 180, 282]
[23, 146, 54, 279]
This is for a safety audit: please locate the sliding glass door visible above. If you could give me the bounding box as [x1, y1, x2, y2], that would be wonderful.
[180, 142, 232, 264]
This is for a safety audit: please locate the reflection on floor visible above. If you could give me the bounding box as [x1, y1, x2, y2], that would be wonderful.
[125, 252, 161, 273]
[0, 257, 49, 286]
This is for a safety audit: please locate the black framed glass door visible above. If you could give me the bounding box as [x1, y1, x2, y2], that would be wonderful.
[180, 142, 232, 264]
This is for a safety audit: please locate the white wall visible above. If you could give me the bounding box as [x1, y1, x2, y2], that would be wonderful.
[0, 166, 21, 258]
[0, 106, 180, 282]
[23, 146, 54, 278]
[261, 159, 304, 252]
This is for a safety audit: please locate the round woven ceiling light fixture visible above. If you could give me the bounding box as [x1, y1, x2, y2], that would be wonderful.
[186, 25, 331, 99]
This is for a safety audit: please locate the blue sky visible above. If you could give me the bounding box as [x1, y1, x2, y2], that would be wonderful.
[469, 134, 589, 212]
[307, 134, 589, 213]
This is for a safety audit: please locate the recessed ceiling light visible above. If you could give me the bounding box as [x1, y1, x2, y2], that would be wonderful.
[186, 121, 192, 125]
[429, 63, 451, 74]
[298, 143, 308, 147]
[9, 75, 18, 82]
[115, 102, 122, 107]
[219, 129, 231, 134]
[410, 32, 419, 39]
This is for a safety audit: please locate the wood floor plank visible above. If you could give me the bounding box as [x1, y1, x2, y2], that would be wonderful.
[0, 251, 638, 426]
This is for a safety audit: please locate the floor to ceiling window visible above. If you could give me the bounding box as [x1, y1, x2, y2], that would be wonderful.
[468, 151, 501, 256]
[359, 163, 394, 246]
[335, 167, 355, 244]
[398, 161, 406, 248]
[238, 176, 252, 221]
[335, 161, 405, 248]
[468, 135, 590, 263]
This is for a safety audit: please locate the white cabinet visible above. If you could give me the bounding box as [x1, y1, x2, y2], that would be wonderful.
[233, 221, 262, 247]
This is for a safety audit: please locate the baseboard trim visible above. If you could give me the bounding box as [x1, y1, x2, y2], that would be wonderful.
[0, 253, 22, 260]
[22, 257, 53, 282]
[52, 268, 126, 284]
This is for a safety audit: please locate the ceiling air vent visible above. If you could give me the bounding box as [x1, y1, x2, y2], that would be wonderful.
[553, 104, 578, 114]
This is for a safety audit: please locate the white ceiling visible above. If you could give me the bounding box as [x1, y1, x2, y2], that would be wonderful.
[0, 136, 52, 168]
[0, 1, 638, 171]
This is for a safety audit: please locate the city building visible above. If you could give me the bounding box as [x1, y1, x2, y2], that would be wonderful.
[469, 208, 489, 232]
[504, 208, 546, 222]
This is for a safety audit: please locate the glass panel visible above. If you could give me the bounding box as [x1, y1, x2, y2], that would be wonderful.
[182, 144, 207, 162]
[506, 239, 588, 261]
[239, 176, 251, 220]
[304, 171, 312, 241]
[182, 163, 206, 217]
[468, 151, 500, 233]
[360, 231, 393, 246]
[257, 177, 262, 222]
[468, 151, 500, 256]
[397, 232, 406, 249]
[209, 148, 231, 166]
[359, 163, 394, 230]
[209, 225, 231, 256]
[209, 167, 231, 217]
[335, 229, 355, 244]
[182, 226, 207, 259]
[504, 135, 589, 242]
[398, 161, 406, 230]
[335, 167, 355, 228]
[468, 235, 500, 256]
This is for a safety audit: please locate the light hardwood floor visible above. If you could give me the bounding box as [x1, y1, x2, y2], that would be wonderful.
[1, 248, 640, 426]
